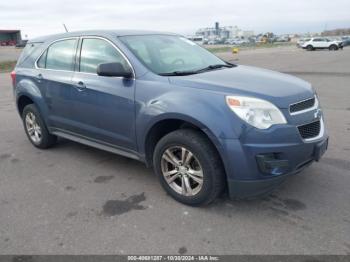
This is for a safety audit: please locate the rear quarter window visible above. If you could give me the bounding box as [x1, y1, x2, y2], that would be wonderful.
[16, 42, 43, 67]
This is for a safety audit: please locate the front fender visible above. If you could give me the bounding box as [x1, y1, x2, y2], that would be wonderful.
[135, 81, 242, 159]
[143, 112, 222, 146]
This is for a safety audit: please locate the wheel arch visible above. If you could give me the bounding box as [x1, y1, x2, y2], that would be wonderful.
[306, 44, 314, 50]
[17, 95, 35, 117]
[15, 78, 48, 121]
[142, 114, 226, 171]
[329, 44, 338, 50]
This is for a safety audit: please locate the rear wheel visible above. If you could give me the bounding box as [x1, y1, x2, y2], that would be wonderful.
[306, 45, 314, 51]
[153, 129, 225, 206]
[329, 44, 338, 51]
[22, 104, 57, 149]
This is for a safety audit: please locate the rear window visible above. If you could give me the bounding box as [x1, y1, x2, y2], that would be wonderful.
[16, 42, 43, 66]
[37, 39, 77, 71]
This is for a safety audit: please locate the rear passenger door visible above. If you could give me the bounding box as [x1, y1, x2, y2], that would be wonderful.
[36, 38, 79, 130]
[70, 37, 136, 150]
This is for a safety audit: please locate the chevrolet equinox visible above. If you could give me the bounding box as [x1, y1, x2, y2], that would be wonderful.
[11, 30, 328, 205]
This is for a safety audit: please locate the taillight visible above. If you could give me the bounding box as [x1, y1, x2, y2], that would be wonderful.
[10, 70, 16, 87]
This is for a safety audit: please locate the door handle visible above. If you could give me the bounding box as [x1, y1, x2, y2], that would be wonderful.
[75, 81, 86, 91]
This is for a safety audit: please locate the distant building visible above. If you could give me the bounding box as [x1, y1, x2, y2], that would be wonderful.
[322, 28, 350, 36]
[240, 30, 254, 38]
[0, 30, 22, 46]
[196, 22, 254, 40]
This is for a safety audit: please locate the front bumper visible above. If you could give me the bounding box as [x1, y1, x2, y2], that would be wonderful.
[218, 118, 328, 199]
[228, 173, 296, 199]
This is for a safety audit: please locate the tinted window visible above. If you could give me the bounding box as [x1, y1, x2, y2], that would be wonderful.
[40, 39, 77, 70]
[79, 38, 129, 74]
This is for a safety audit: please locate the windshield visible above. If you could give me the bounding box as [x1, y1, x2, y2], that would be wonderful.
[119, 35, 228, 75]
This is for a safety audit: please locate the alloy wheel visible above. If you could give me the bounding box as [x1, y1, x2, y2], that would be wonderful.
[161, 146, 203, 196]
[25, 112, 42, 144]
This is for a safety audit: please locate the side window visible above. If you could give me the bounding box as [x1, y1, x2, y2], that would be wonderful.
[37, 39, 77, 71]
[79, 38, 129, 74]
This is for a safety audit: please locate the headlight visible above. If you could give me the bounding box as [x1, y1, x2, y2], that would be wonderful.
[226, 96, 287, 129]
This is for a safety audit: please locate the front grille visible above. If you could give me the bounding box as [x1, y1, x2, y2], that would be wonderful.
[290, 97, 315, 113]
[298, 120, 321, 139]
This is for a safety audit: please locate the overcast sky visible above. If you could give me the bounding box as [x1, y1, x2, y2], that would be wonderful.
[1, 0, 349, 39]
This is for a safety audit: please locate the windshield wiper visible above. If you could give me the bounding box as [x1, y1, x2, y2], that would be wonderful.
[159, 70, 199, 76]
[159, 62, 236, 76]
[195, 63, 235, 73]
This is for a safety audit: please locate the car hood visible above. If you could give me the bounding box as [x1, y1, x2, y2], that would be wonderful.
[169, 65, 314, 108]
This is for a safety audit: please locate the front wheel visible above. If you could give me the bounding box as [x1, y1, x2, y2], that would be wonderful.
[153, 129, 226, 206]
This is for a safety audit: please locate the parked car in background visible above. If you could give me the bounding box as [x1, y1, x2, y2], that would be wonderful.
[12, 30, 328, 206]
[329, 37, 344, 48]
[297, 38, 311, 48]
[187, 36, 204, 45]
[276, 35, 290, 42]
[302, 37, 342, 51]
[207, 39, 218, 45]
[225, 38, 249, 45]
[15, 40, 28, 48]
[0, 40, 16, 46]
[341, 36, 350, 47]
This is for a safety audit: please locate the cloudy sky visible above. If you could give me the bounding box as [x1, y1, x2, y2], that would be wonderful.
[1, 0, 349, 39]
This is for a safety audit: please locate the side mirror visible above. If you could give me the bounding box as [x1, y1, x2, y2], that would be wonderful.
[97, 62, 133, 78]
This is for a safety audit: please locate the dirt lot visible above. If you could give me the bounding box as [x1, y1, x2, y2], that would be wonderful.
[0, 46, 349, 255]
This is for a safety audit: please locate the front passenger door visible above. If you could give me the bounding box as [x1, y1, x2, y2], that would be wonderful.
[70, 37, 136, 151]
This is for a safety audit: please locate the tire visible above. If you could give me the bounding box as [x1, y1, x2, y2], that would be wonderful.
[306, 45, 314, 51]
[22, 104, 57, 149]
[329, 45, 338, 51]
[153, 129, 225, 206]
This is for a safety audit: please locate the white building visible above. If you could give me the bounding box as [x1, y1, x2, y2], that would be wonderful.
[196, 23, 254, 40]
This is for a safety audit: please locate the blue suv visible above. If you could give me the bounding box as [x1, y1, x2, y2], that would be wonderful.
[12, 30, 328, 205]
